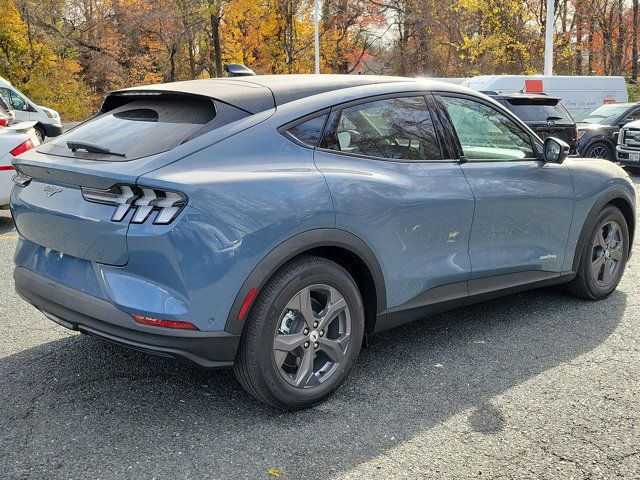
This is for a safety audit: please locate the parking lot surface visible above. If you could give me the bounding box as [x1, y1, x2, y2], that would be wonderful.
[1, 178, 639, 480]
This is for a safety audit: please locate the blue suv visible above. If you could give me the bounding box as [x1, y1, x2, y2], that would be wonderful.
[10, 75, 635, 409]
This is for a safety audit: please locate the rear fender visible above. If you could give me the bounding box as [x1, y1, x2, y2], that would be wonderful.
[224, 229, 386, 335]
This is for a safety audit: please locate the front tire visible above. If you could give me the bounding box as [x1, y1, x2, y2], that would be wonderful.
[234, 255, 364, 410]
[584, 141, 613, 160]
[568, 205, 629, 300]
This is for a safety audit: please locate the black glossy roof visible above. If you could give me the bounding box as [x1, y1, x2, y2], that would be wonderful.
[109, 75, 414, 114]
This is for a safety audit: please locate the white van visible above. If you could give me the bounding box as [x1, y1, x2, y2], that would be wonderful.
[0, 77, 63, 142]
[462, 75, 628, 118]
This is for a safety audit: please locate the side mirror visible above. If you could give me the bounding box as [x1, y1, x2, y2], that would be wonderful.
[543, 137, 570, 163]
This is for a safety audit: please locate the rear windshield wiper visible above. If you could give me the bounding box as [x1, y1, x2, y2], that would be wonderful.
[546, 116, 565, 121]
[67, 141, 126, 157]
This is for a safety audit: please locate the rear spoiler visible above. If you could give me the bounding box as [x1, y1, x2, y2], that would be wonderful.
[3, 121, 37, 133]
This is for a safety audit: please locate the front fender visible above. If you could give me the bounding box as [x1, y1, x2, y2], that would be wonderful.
[563, 159, 636, 271]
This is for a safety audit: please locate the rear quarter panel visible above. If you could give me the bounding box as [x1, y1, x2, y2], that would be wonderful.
[138, 118, 336, 247]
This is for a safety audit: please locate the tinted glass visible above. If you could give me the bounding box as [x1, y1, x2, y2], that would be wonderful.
[40, 97, 216, 161]
[286, 114, 328, 146]
[323, 96, 440, 160]
[0, 88, 27, 110]
[620, 109, 640, 124]
[574, 104, 629, 125]
[0, 93, 10, 113]
[441, 96, 535, 160]
[506, 100, 573, 123]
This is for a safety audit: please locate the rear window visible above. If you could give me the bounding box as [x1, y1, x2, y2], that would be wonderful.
[39, 97, 217, 161]
[505, 99, 573, 123]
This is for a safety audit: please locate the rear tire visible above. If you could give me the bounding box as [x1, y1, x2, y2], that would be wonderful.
[568, 205, 629, 300]
[234, 255, 364, 410]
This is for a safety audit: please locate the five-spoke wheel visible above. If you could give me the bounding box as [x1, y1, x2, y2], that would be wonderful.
[591, 220, 624, 287]
[274, 285, 351, 389]
[234, 255, 364, 410]
[569, 205, 629, 300]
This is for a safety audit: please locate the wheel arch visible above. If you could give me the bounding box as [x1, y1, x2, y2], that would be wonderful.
[571, 187, 635, 272]
[225, 229, 387, 335]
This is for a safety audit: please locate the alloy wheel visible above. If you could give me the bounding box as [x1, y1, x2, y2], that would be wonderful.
[588, 145, 609, 159]
[273, 284, 351, 389]
[591, 220, 623, 287]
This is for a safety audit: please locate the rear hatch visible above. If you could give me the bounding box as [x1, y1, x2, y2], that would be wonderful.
[11, 89, 261, 266]
[503, 97, 577, 149]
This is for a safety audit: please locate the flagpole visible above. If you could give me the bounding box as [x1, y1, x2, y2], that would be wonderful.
[544, 0, 554, 75]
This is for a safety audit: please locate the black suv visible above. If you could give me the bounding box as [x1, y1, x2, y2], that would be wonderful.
[485, 92, 577, 153]
[575, 102, 640, 160]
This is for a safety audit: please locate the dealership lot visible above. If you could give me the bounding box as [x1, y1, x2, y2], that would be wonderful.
[0, 177, 639, 479]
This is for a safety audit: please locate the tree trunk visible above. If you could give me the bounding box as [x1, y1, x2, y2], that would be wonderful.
[615, 0, 624, 75]
[575, 4, 583, 75]
[210, 13, 223, 77]
[634, 0, 639, 80]
[588, 19, 594, 75]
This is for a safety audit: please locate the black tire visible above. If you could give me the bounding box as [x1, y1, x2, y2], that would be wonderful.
[34, 125, 46, 143]
[584, 141, 614, 160]
[233, 255, 364, 410]
[568, 205, 629, 300]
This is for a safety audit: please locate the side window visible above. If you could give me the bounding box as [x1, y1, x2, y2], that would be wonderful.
[285, 113, 328, 147]
[322, 96, 441, 161]
[621, 109, 640, 124]
[0, 88, 27, 111]
[0, 88, 10, 108]
[440, 96, 535, 160]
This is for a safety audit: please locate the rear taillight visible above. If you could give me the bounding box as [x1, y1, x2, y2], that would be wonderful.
[0, 117, 8, 127]
[131, 314, 199, 330]
[81, 184, 187, 225]
[10, 139, 35, 157]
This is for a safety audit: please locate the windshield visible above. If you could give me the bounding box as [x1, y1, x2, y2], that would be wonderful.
[574, 104, 629, 125]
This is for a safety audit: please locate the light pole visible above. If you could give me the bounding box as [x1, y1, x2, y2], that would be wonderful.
[314, 0, 320, 74]
[544, 0, 554, 75]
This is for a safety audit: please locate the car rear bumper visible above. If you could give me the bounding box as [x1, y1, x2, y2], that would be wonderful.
[14, 266, 240, 368]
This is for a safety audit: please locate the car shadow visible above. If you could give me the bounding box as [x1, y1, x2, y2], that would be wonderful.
[0, 212, 15, 235]
[0, 286, 626, 479]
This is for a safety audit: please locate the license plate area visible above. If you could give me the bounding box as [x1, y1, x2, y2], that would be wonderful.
[629, 152, 640, 162]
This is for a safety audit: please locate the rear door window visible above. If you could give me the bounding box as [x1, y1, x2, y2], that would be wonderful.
[321, 96, 441, 161]
[39, 97, 217, 161]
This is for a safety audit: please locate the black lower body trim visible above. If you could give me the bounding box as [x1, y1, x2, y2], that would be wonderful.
[14, 267, 239, 368]
[383, 270, 576, 330]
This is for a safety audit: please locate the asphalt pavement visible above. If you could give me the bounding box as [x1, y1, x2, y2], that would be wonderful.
[0, 178, 639, 479]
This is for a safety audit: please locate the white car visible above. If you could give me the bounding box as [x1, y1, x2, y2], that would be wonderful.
[0, 122, 40, 208]
[0, 77, 63, 142]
